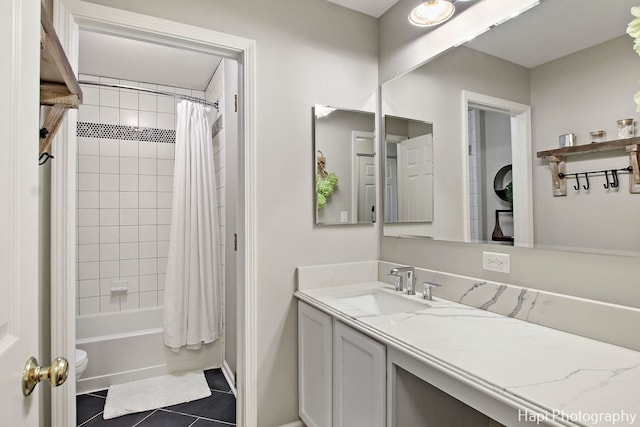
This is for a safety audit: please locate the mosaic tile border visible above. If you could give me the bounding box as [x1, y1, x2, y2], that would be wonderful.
[77, 122, 175, 143]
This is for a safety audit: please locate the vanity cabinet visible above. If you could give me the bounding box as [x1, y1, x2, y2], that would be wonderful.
[298, 301, 386, 427]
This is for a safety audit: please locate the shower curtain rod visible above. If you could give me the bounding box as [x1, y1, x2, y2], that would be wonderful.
[78, 80, 219, 110]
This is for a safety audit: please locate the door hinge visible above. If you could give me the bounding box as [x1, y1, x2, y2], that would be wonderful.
[234, 233, 238, 251]
[234, 94, 238, 112]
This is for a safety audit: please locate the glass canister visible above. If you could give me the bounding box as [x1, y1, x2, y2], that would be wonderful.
[617, 119, 635, 139]
[589, 130, 606, 143]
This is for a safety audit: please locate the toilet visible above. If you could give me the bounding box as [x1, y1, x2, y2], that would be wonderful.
[75, 349, 88, 380]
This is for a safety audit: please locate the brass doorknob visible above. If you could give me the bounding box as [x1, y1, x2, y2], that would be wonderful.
[22, 356, 69, 396]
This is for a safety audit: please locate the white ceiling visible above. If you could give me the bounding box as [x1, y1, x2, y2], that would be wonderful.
[324, 0, 399, 17]
[467, 0, 638, 68]
[79, 31, 222, 90]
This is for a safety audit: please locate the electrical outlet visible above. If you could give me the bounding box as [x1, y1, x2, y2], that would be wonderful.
[482, 251, 510, 273]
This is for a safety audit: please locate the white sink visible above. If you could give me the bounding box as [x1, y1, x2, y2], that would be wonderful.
[337, 290, 429, 316]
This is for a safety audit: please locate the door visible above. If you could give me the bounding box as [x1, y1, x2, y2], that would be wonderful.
[397, 134, 433, 221]
[333, 321, 385, 427]
[0, 0, 42, 425]
[357, 154, 376, 222]
[385, 158, 398, 222]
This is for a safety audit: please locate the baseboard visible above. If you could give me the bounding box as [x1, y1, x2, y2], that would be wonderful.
[221, 359, 237, 397]
[277, 421, 305, 427]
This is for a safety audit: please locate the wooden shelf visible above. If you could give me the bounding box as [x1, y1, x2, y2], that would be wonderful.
[537, 137, 640, 196]
[536, 137, 640, 158]
[39, 4, 82, 157]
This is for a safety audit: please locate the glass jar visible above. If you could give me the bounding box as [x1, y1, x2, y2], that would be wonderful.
[617, 119, 635, 139]
[589, 130, 606, 143]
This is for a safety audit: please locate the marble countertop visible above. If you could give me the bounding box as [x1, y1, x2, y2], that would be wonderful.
[296, 281, 640, 427]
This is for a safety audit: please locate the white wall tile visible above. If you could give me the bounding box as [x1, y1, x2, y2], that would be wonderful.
[99, 261, 119, 279]
[157, 176, 173, 192]
[139, 258, 157, 275]
[158, 290, 165, 306]
[100, 243, 119, 261]
[139, 225, 157, 242]
[139, 292, 158, 308]
[120, 91, 138, 110]
[140, 274, 158, 292]
[100, 174, 119, 191]
[139, 158, 157, 175]
[120, 108, 138, 127]
[139, 111, 157, 128]
[157, 96, 175, 114]
[78, 227, 99, 245]
[157, 159, 174, 176]
[157, 193, 172, 209]
[139, 242, 157, 258]
[79, 297, 100, 316]
[100, 141, 119, 157]
[120, 174, 139, 192]
[99, 106, 119, 125]
[78, 155, 100, 173]
[157, 144, 175, 159]
[100, 156, 119, 174]
[157, 225, 170, 241]
[120, 192, 138, 209]
[120, 141, 139, 157]
[139, 94, 157, 112]
[157, 257, 168, 274]
[119, 243, 138, 260]
[120, 209, 138, 226]
[78, 138, 101, 156]
[100, 192, 119, 208]
[157, 113, 175, 130]
[139, 209, 157, 225]
[100, 88, 119, 107]
[99, 209, 119, 226]
[100, 226, 119, 244]
[138, 143, 157, 159]
[120, 226, 139, 243]
[78, 262, 100, 280]
[78, 209, 99, 227]
[139, 192, 156, 209]
[120, 276, 140, 293]
[158, 274, 166, 291]
[121, 292, 140, 310]
[100, 296, 121, 313]
[157, 209, 172, 225]
[157, 241, 169, 258]
[78, 244, 100, 262]
[99, 279, 113, 296]
[79, 105, 99, 123]
[78, 279, 100, 298]
[82, 86, 100, 106]
[139, 175, 157, 192]
[120, 157, 139, 174]
[120, 259, 139, 277]
[78, 173, 100, 191]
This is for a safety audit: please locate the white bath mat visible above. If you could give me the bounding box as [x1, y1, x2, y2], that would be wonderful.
[103, 371, 211, 420]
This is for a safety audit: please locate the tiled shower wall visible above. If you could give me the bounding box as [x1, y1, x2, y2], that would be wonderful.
[75, 74, 223, 315]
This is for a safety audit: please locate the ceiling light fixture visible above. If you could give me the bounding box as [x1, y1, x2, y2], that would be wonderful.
[409, 0, 456, 27]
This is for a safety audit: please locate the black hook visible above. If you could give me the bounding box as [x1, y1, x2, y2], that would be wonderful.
[611, 169, 619, 188]
[573, 173, 580, 191]
[583, 172, 590, 190]
[39, 152, 54, 166]
[603, 170, 610, 189]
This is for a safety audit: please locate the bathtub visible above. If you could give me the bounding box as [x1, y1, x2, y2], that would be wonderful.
[76, 307, 222, 394]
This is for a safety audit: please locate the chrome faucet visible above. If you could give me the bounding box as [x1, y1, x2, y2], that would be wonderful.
[422, 281, 442, 301]
[389, 267, 415, 295]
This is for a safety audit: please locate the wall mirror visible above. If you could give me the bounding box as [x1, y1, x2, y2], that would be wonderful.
[384, 116, 433, 223]
[382, 0, 640, 256]
[313, 105, 376, 225]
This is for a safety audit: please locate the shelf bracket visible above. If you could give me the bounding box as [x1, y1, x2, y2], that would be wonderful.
[626, 144, 640, 194]
[546, 155, 566, 197]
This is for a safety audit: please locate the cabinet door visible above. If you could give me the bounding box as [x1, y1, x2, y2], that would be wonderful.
[333, 321, 386, 427]
[298, 301, 333, 427]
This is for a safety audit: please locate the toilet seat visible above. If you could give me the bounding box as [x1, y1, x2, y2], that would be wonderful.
[75, 349, 88, 377]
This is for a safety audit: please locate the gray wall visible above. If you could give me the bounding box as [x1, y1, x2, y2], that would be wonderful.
[82, 1, 379, 426]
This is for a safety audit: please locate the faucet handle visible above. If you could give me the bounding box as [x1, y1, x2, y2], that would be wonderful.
[387, 272, 403, 292]
[422, 281, 441, 301]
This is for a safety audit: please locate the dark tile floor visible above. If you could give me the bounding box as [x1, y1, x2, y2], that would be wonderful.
[77, 369, 235, 427]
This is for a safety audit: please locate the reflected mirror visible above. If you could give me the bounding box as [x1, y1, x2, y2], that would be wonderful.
[313, 105, 376, 225]
[382, 0, 640, 255]
[384, 116, 433, 223]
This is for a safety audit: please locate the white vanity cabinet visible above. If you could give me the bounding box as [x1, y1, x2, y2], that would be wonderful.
[298, 301, 386, 427]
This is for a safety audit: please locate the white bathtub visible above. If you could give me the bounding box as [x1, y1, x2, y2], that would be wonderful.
[76, 307, 222, 394]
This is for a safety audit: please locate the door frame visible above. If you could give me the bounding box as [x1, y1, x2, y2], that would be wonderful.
[50, 1, 257, 426]
[461, 90, 533, 247]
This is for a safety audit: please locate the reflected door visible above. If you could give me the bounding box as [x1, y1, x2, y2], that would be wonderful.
[398, 135, 433, 221]
[385, 159, 398, 222]
[357, 155, 376, 222]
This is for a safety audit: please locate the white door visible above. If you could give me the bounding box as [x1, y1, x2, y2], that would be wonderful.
[0, 0, 43, 425]
[385, 158, 398, 222]
[397, 134, 433, 221]
[357, 155, 376, 222]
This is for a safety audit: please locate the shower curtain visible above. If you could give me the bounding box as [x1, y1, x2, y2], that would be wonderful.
[163, 100, 222, 350]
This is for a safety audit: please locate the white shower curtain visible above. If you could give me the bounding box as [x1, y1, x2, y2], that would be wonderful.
[163, 100, 222, 350]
